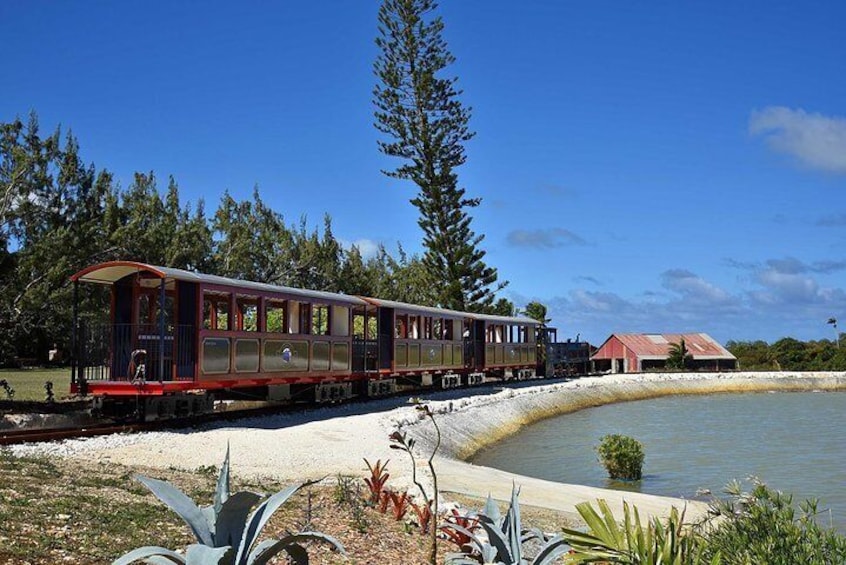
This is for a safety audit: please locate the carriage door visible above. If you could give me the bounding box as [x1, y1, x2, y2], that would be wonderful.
[464, 319, 486, 371]
[474, 320, 486, 371]
[176, 282, 197, 380]
[377, 307, 394, 371]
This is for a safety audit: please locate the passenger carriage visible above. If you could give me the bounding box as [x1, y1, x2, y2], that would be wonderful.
[69, 261, 542, 419]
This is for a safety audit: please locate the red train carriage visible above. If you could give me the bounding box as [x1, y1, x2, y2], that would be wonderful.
[70, 261, 372, 416]
[361, 298, 540, 391]
[69, 261, 542, 419]
[469, 311, 539, 379]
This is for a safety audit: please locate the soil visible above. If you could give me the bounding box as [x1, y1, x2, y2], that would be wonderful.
[0, 452, 575, 564]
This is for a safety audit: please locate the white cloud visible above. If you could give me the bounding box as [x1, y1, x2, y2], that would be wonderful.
[661, 269, 732, 303]
[749, 106, 846, 174]
[339, 238, 381, 259]
[350, 238, 380, 259]
[506, 228, 587, 248]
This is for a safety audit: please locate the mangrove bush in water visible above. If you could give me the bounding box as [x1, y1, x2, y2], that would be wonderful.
[597, 434, 644, 481]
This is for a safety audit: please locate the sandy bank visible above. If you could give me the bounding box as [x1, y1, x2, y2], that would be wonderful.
[11, 371, 845, 523]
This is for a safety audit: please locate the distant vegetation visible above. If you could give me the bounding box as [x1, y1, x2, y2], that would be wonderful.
[0, 112, 517, 368]
[727, 337, 845, 371]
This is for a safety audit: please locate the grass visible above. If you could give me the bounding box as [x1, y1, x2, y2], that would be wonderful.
[0, 368, 71, 402]
[0, 452, 576, 564]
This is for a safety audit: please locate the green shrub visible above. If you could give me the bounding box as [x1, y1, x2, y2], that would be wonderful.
[561, 499, 716, 565]
[699, 479, 846, 564]
[596, 434, 644, 481]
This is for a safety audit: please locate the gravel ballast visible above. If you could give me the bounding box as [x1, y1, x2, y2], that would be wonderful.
[10, 371, 846, 523]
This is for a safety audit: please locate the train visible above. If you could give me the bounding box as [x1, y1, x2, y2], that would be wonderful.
[70, 261, 549, 420]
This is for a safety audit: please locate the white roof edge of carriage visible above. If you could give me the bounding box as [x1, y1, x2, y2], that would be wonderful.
[71, 261, 367, 305]
[360, 296, 540, 325]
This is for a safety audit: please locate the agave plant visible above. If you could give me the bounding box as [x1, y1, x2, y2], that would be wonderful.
[113, 446, 345, 565]
[560, 499, 717, 565]
[444, 485, 571, 565]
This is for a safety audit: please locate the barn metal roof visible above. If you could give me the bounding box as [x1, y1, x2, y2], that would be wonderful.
[595, 333, 736, 360]
[71, 261, 367, 306]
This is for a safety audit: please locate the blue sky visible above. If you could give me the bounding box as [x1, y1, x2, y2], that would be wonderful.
[2, 1, 844, 346]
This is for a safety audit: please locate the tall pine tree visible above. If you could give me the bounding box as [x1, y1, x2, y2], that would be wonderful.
[373, 0, 504, 312]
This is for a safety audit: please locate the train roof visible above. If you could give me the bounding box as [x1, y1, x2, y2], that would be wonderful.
[71, 261, 367, 306]
[361, 296, 541, 326]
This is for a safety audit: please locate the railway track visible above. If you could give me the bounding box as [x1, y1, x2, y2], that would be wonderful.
[0, 422, 145, 446]
[0, 376, 576, 447]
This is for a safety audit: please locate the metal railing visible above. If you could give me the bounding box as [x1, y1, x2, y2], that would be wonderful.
[73, 323, 196, 384]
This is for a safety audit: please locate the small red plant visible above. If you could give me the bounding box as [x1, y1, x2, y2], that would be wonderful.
[389, 490, 412, 521]
[363, 458, 390, 504]
[440, 508, 480, 549]
[378, 489, 391, 514]
[411, 499, 434, 534]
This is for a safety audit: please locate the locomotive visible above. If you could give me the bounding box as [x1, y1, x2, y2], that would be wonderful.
[70, 261, 543, 420]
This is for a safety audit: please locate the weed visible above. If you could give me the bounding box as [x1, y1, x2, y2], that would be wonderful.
[363, 458, 390, 504]
[390, 491, 412, 521]
[390, 401, 442, 564]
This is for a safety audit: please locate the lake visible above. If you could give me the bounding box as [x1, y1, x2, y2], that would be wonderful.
[471, 391, 845, 529]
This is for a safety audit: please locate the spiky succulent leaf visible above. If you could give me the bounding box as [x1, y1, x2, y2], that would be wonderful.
[530, 535, 571, 565]
[135, 475, 213, 546]
[112, 545, 187, 564]
[146, 558, 186, 565]
[505, 485, 522, 562]
[483, 493, 502, 525]
[214, 444, 232, 516]
[234, 482, 305, 564]
[247, 532, 346, 565]
[475, 518, 513, 563]
[480, 544, 499, 563]
[184, 544, 234, 564]
[214, 491, 263, 547]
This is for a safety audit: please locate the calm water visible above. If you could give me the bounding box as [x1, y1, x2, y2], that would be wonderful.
[472, 391, 846, 529]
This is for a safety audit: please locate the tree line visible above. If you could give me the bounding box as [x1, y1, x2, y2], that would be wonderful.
[727, 337, 845, 371]
[0, 113, 516, 367]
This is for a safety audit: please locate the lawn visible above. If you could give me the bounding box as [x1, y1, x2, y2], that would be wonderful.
[0, 367, 71, 402]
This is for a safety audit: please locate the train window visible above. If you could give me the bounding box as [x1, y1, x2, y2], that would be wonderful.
[300, 303, 312, 334]
[237, 297, 258, 332]
[494, 325, 504, 343]
[312, 305, 329, 336]
[288, 301, 301, 333]
[432, 318, 442, 340]
[443, 319, 454, 340]
[203, 292, 231, 330]
[138, 294, 152, 325]
[203, 300, 212, 330]
[409, 316, 419, 339]
[266, 301, 287, 333]
[330, 305, 349, 336]
[395, 315, 408, 338]
[214, 300, 230, 330]
[423, 317, 432, 340]
[152, 296, 174, 332]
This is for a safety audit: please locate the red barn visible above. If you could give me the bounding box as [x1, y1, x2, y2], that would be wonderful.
[591, 333, 737, 373]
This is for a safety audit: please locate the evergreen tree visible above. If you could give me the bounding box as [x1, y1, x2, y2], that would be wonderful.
[524, 301, 551, 325]
[373, 0, 504, 313]
[666, 339, 693, 370]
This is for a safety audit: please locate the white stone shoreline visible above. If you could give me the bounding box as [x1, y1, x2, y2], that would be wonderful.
[10, 371, 846, 523]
